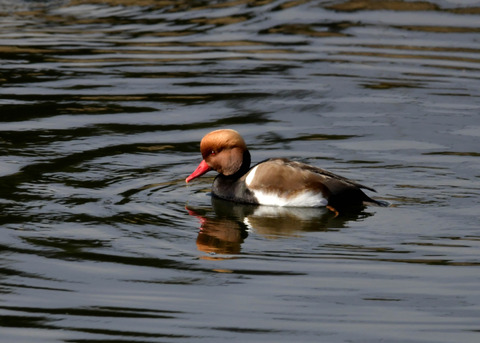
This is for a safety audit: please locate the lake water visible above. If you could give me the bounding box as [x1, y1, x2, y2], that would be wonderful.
[1, 0, 480, 342]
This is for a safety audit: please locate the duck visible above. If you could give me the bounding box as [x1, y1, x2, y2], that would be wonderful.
[186, 129, 385, 211]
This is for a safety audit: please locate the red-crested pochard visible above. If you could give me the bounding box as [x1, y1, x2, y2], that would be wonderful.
[186, 129, 385, 211]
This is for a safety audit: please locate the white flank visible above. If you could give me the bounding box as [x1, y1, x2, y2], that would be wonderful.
[245, 165, 258, 186]
[252, 189, 328, 207]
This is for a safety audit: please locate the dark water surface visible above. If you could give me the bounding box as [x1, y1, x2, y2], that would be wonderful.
[1, 0, 480, 342]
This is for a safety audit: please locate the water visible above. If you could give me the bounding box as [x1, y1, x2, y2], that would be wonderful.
[1, 0, 480, 342]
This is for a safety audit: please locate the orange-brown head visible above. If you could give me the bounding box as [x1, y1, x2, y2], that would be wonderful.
[186, 129, 248, 183]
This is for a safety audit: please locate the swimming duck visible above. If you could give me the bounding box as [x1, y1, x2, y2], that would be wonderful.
[186, 129, 384, 211]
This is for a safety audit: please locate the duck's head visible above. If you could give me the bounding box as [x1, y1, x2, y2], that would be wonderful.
[186, 129, 249, 183]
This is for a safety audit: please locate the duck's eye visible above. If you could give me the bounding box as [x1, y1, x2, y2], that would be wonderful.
[210, 150, 216, 155]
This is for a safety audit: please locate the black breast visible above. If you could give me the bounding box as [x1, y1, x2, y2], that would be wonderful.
[212, 175, 258, 205]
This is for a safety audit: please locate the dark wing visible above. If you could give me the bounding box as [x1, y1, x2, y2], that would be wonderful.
[261, 158, 376, 192]
[244, 158, 376, 195]
[279, 159, 377, 193]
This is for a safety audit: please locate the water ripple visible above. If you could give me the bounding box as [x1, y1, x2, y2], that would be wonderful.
[1, 1, 480, 342]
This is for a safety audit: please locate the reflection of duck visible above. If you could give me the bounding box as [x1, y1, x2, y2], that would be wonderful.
[186, 203, 248, 255]
[186, 129, 387, 213]
[187, 197, 372, 254]
[211, 197, 370, 235]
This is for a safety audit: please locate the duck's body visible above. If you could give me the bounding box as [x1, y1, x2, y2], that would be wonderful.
[186, 129, 384, 211]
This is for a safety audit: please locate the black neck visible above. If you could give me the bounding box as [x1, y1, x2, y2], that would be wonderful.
[212, 149, 256, 204]
[229, 149, 251, 179]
